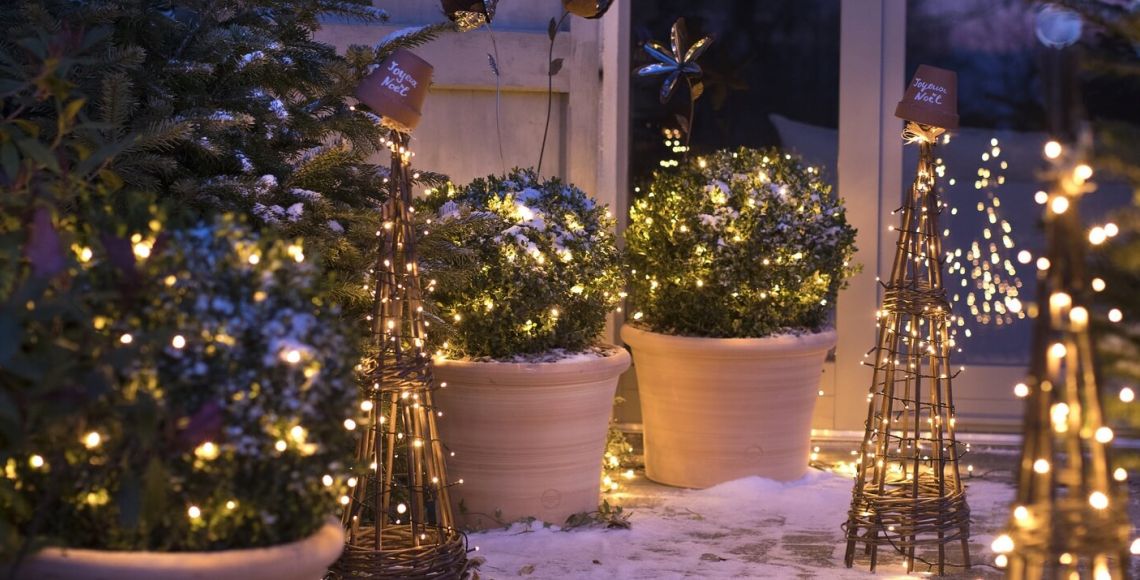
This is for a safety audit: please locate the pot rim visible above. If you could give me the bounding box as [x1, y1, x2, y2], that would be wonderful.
[13, 520, 344, 579]
[432, 344, 631, 386]
[621, 323, 836, 357]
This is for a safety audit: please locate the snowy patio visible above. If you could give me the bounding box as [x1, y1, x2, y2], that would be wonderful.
[467, 447, 1140, 579]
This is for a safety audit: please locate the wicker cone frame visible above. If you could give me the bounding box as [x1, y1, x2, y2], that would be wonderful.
[842, 122, 971, 576]
[997, 138, 1131, 580]
[328, 133, 469, 579]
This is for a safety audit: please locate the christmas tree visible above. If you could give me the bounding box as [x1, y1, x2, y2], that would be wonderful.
[3, 0, 454, 320]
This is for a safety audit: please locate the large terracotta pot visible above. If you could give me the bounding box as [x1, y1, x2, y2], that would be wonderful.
[10, 521, 344, 580]
[433, 347, 630, 529]
[622, 324, 836, 488]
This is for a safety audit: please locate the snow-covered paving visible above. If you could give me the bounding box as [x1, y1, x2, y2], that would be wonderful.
[467, 470, 1014, 579]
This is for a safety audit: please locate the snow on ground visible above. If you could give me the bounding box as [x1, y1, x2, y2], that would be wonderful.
[468, 469, 1014, 579]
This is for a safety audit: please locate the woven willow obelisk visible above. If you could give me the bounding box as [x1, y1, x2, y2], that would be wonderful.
[843, 66, 971, 576]
[991, 136, 1131, 579]
[330, 131, 468, 578]
[330, 49, 468, 578]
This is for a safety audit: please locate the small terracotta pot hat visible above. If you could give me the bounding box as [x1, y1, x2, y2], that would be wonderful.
[355, 49, 434, 132]
[895, 65, 958, 130]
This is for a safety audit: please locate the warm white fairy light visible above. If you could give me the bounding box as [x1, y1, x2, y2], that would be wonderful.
[1092, 278, 1106, 292]
[1120, 387, 1135, 403]
[1013, 505, 1029, 522]
[1108, 309, 1123, 323]
[132, 241, 152, 259]
[28, 455, 44, 468]
[343, 419, 357, 431]
[172, 335, 186, 349]
[1013, 383, 1029, 398]
[1088, 227, 1107, 245]
[993, 534, 1015, 553]
[1034, 459, 1051, 474]
[1050, 402, 1070, 433]
[1088, 491, 1109, 510]
[1094, 426, 1114, 444]
[83, 431, 102, 449]
[187, 505, 202, 519]
[274, 439, 287, 452]
[120, 333, 133, 344]
[195, 441, 219, 460]
[1044, 141, 1062, 159]
[1050, 196, 1069, 215]
[1074, 164, 1094, 183]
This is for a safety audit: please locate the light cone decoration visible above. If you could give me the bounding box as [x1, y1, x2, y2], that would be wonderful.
[991, 137, 1131, 580]
[843, 67, 971, 575]
[842, 120, 972, 575]
[329, 132, 468, 578]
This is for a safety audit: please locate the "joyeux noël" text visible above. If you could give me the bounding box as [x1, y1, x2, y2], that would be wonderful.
[911, 77, 946, 105]
[379, 59, 419, 97]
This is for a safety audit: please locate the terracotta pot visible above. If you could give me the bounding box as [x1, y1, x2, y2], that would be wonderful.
[433, 347, 630, 529]
[622, 324, 836, 488]
[10, 521, 344, 580]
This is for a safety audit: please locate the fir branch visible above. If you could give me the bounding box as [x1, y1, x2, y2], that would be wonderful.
[372, 22, 456, 60]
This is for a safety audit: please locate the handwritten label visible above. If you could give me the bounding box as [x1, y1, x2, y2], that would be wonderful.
[379, 59, 419, 97]
[912, 76, 946, 105]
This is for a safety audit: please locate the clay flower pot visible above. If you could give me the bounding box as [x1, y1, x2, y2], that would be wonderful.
[433, 347, 631, 529]
[622, 324, 836, 488]
[9, 521, 344, 580]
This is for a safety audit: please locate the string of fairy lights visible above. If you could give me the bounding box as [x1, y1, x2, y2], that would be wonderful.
[988, 139, 1137, 578]
[942, 136, 1028, 327]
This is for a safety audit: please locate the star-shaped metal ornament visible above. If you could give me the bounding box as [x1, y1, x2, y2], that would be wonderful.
[637, 17, 712, 104]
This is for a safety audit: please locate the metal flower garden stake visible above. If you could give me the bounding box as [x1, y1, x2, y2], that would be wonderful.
[637, 17, 712, 155]
[331, 50, 469, 578]
[842, 66, 971, 576]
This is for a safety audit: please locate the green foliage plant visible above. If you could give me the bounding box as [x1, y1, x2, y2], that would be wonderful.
[625, 147, 858, 338]
[0, 22, 357, 559]
[418, 169, 626, 359]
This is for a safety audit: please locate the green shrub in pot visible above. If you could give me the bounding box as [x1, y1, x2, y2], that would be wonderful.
[621, 146, 859, 487]
[626, 146, 858, 337]
[415, 168, 631, 528]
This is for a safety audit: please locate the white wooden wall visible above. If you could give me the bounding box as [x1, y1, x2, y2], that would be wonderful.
[316, 1, 620, 205]
[317, 0, 629, 345]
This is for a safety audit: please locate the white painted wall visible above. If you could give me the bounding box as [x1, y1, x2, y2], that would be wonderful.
[316, 1, 609, 193]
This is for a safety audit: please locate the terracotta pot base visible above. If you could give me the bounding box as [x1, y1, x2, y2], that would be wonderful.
[622, 325, 836, 488]
[10, 521, 345, 580]
[433, 347, 630, 529]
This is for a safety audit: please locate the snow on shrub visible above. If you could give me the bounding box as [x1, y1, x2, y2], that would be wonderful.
[626, 147, 858, 338]
[420, 169, 625, 358]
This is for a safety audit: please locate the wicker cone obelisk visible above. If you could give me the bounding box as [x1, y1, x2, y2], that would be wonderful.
[991, 136, 1131, 580]
[843, 66, 971, 576]
[330, 132, 468, 578]
[330, 50, 469, 579]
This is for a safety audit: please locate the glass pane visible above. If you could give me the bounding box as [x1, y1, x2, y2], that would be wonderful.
[906, 0, 1133, 366]
[630, 0, 840, 188]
